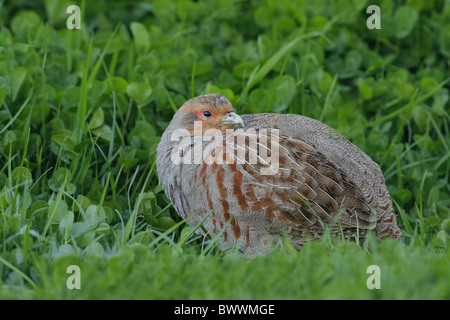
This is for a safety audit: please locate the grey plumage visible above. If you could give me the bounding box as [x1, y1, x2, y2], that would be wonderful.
[156, 94, 401, 255]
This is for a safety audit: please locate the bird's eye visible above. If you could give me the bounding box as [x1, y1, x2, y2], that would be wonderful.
[203, 111, 212, 118]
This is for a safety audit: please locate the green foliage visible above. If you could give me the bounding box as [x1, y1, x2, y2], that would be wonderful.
[0, 0, 449, 299]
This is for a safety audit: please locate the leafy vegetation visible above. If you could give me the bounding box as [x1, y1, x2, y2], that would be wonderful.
[0, 0, 449, 299]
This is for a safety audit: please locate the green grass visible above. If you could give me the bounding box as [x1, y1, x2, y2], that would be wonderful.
[1, 0, 450, 300]
[2, 239, 450, 300]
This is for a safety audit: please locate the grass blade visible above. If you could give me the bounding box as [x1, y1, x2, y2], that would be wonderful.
[243, 32, 320, 98]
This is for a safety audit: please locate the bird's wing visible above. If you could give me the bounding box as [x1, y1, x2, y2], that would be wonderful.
[222, 129, 377, 232]
[240, 113, 401, 240]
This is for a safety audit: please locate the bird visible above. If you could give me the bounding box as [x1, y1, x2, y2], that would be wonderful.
[156, 94, 402, 255]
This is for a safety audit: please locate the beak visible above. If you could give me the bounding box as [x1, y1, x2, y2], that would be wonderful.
[221, 112, 244, 127]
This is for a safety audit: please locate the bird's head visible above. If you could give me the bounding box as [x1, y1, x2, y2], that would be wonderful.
[169, 94, 244, 136]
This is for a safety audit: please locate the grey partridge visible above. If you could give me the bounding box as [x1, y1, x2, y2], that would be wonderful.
[156, 94, 401, 255]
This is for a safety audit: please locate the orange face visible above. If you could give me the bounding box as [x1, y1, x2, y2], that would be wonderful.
[174, 94, 244, 135]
